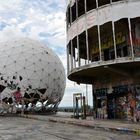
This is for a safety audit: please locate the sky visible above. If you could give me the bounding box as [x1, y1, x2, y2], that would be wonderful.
[0, 0, 93, 107]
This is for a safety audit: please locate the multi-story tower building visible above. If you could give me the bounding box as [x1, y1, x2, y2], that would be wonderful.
[66, 0, 140, 120]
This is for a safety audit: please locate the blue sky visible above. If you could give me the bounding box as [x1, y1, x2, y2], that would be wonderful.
[0, 0, 92, 107]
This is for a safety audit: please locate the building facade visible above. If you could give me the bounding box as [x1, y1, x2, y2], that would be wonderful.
[66, 0, 140, 120]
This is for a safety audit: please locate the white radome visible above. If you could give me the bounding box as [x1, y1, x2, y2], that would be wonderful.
[0, 38, 66, 111]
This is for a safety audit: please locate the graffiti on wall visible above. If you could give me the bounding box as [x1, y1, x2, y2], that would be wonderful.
[91, 32, 126, 55]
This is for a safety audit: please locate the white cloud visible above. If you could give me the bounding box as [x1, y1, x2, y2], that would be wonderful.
[0, 26, 26, 42]
[10, 18, 18, 24]
[0, 0, 22, 10]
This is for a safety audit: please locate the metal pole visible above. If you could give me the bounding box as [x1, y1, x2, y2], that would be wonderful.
[67, 45, 70, 74]
[76, 0, 80, 67]
[96, 0, 102, 61]
[69, 3, 74, 69]
[0, 92, 2, 108]
[112, 22, 117, 59]
[77, 34, 80, 67]
[76, 97, 79, 118]
[80, 93, 82, 116]
[73, 94, 75, 116]
[128, 18, 134, 59]
[97, 25, 102, 61]
[70, 2, 72, 24]
[86, 84, 88, 106]
[92, 86, 97, 118]
[86, 28, 89, 63]
[83, 96, 86, 119]
[71, 40, 74, 69]
[110, 1, 117, 59]
[85, 0, 89, 64]
[76, 0, 78, 18]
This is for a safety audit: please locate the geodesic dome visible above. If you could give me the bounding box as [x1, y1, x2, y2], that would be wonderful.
[0, 38, 66, 112]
